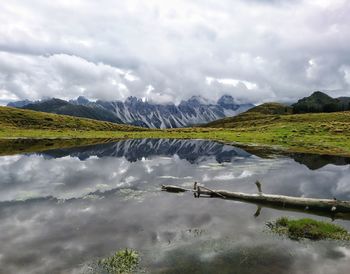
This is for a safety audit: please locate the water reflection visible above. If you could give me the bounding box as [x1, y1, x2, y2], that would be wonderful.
[35, 138, 350, 170]
[290, 153, 350, 170]
[39, 139, 252, 163]
[0, 139, 350, 273]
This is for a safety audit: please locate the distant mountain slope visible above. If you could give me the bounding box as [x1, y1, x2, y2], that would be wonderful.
[204, 102, 292, 128]
[23, 98, 124, 124]
[292, 91, 350, 113]
[0, 106, 141, 132]
[7, 99, 35, 108]
[246, 102, 293, 115]
[8, 95, 254, 128]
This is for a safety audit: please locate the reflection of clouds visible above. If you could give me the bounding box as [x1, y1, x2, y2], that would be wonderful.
[1, 149, 350, 203]
[333, 166, 350, 197]
[1, 143, 350, 273]
[260, 163, 350, 201]
[212, 173, 236, 181]
[1, 154, 200, 201]
[238, 170, 253, 179]
[0, 184, 348, 273]
[150, 239, 350, 274]
[0, 155, 137, 201]
[211, 170, 253, 181]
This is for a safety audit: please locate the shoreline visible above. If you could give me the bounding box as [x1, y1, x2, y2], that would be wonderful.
[1, 131, 350, 158]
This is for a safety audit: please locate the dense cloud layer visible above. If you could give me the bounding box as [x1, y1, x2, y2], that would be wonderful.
[1, 0, 350, 105]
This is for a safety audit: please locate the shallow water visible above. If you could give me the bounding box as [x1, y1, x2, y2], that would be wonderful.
[1, 139, 350, 274]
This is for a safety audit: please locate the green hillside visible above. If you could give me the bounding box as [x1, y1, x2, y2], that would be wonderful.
[23, 98, 124, 124]
[202, 103, 350, 155]
[292, 91, 350, 113]
[246, 102, 293, 115]
[205, 102, 293, 128]
[0, 106, 144, 132]
[204, 102, 350, 135]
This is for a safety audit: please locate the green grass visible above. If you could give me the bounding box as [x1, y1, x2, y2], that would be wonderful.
[0, 106, 147, 132]
[267, 217, 350, 241]
[1, 105, 350, 156]
[202, 106, 350, 156]
[97, 248, 140, 274]
[245, 102, 293, 115]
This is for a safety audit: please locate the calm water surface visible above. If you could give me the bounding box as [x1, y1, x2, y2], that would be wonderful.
[1, 139, 350, 274]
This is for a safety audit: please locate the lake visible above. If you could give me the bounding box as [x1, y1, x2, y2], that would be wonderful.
[1, 139, 350, 274]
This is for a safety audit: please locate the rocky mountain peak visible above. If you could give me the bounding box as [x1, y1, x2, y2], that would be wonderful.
[217, 95, 236, 106]
[76, 96, 90, 105]
[193, 95, 211, 104]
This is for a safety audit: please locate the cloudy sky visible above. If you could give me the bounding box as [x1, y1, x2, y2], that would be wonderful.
[0, 0, 350, 105]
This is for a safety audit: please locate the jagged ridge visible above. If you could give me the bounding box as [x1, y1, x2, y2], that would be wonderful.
[8, 95, 254, 128]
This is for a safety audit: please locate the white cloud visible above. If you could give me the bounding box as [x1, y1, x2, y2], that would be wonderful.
[0, 52, 135, 101]
[0, 0, 350, 105]
[207, 77, 258, 90]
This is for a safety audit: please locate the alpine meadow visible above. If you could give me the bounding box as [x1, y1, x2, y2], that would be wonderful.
[1, 1, 350, 274]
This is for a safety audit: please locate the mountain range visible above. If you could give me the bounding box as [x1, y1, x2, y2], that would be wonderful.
[7, 95, 254, 128]
[8, 91, 349, 129]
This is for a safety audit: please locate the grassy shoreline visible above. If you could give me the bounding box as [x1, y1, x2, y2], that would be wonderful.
[1, 105, 350, 157]
[0, 127, 350, 157]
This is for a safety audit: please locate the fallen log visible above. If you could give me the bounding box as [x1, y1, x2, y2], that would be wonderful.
[161, 181, 350, 214]
[161, 184, 189, 193]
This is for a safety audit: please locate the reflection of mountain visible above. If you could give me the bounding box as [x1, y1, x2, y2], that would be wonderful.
[39, 139, 252, 163]
[291, 153, 350, 170]
[38, 138, 350, 169]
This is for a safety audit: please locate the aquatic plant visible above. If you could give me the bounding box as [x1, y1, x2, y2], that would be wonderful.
[267, 217, 350, 241]
[98, 248, 140, 274]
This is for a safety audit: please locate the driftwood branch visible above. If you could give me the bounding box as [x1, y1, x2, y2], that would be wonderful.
[254, 206, 262, 218]
[255, 180, 262, 195]
[161, 182, 350, 215]
[193, 182, 226, 199]
[161, 184, 189, 193]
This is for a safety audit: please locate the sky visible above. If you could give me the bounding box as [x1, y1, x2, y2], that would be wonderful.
[0, 0, 350, 105]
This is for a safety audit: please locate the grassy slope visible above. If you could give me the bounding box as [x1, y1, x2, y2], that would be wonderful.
[0, 106, 147, 133]
[1, 105, 350, 156]
[202, 103, 350, 155]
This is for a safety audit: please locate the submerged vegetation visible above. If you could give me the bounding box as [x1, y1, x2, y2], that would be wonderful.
[97, 248, 140, 274]
[267, 217, 350, 241]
